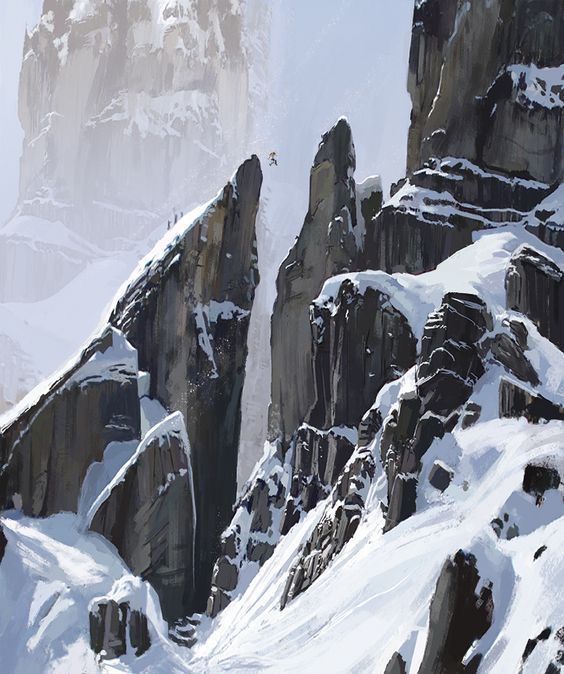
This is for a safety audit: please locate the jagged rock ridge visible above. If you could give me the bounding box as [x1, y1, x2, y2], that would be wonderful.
[0, 156, 262, 625]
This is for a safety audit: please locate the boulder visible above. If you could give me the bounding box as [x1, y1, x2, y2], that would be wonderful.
[499, 379, 564, 423]
[89, 599, 127, 660]
[429, 462, 454, 492]
[89, 598, 150, 660]
[523, 464, 561, 501]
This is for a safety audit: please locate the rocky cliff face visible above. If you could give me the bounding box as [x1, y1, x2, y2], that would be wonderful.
[268, 117, 360, 447]
[207, 122, 387, 616]
[408, 0, 564, 184]
[506, 244, 563, 349]
[89, 413, 196, 624]
[363, 0, 564, 276]
[111, 155, 261, 608]
[0, 156, 261, 622]
[17, 0, 259, 249]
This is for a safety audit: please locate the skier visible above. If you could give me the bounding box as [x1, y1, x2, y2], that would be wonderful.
[268, 151, 278, 166]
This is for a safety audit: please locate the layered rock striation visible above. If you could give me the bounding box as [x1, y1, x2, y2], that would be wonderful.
[111, 155, 262, 609]
[0, 156, 262, 623]
[0, 327, 140, 516]
[89, 413, 196, 623]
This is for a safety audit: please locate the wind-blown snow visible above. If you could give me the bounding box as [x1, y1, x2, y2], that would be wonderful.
[0, 512, 185, 674]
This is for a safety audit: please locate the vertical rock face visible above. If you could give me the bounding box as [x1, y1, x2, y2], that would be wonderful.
[89, 413, 196, 624]
[506, 245, 563, 350]
[308, 279, 417, 431]
[269, 118, 359, 446]
[279, 275, 417, 544]
[0, 327, 140, 516]
[408, 0, 564, 184]
[17, 0, 260, 248]
[111, 155, 262, 609]
[0, 156, 261, 622]
[383, 293, 491, 531]
[364, 1, 563, 277]
[418, 551, 494, 674]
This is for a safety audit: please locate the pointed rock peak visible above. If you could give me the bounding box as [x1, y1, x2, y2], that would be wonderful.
[235, 154, 262, 186]
[315, 117, 356, 178]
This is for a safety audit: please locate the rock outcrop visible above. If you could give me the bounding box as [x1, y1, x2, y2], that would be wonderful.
[522, 463, 561, 502]
[0, 525, 6, 564]
[111, 155, 262, 609]
[89, 578, 153, 660]
[505, 245, 563, 350]
[499, 379, 564, 423]
[308, 279, 416, 432]
[277, 277, 417, 593]
[89, 413, 196, 624]
[89, 599, 128, 660]
[383, 294, 491, 531]
[269, 118, 361, 447]
[0, 328, 140, 516]
[0, 157, 262, 622]
[429, 461, 454, 493]
[407, 0, 564, 184]
[384, 653, 407, 674]
[281, 442, 376, 608]
[418, 550, 493, 674]
[364, 158, 554, 275]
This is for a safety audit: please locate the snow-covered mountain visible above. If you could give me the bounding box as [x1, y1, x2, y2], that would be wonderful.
[0, 0, 563, 673]
[0, 0, 414, 482]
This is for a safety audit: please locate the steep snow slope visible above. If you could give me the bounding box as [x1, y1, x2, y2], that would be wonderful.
[192, 226, 564, 673]
[191, 421, 563, 673]
[0, 512, 188, 674]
